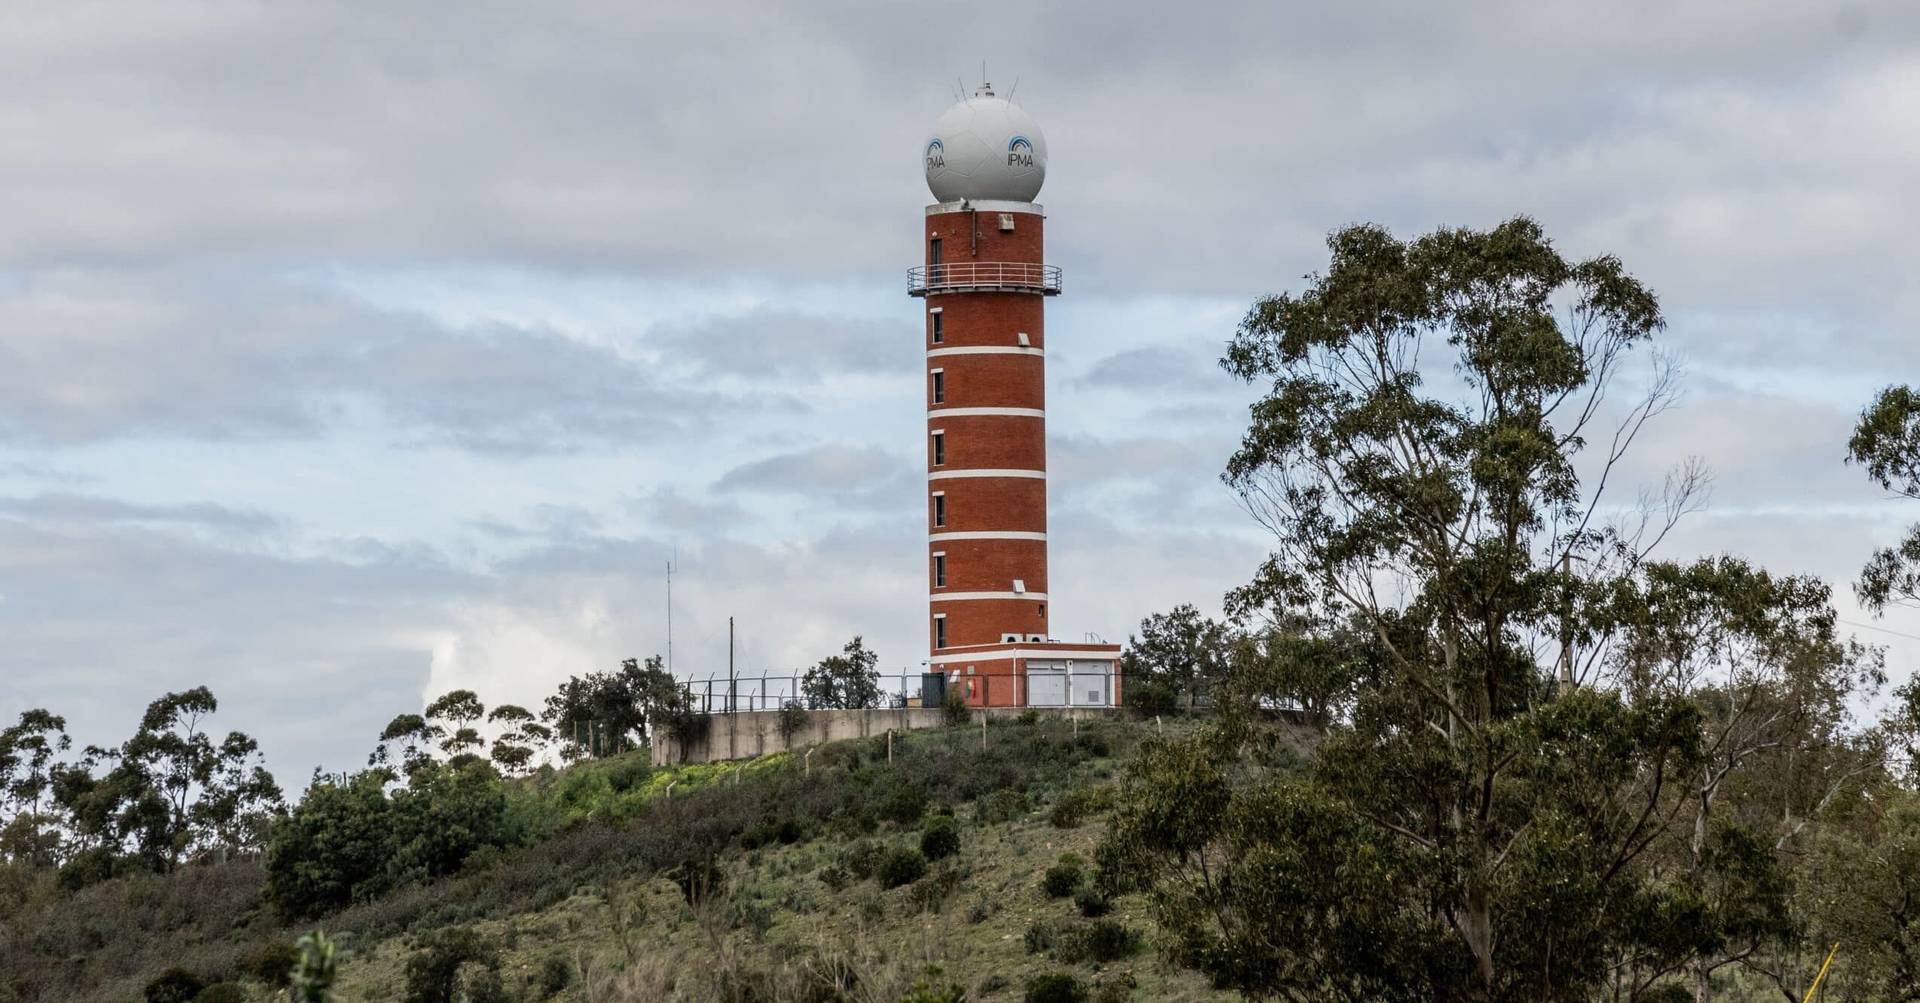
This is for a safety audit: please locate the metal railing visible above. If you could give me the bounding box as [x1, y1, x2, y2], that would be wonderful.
[678, 668, 1123, 714]
[907, 262, 1062, 296]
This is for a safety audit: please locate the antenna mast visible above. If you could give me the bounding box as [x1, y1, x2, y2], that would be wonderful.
[666, 550, 675, 676]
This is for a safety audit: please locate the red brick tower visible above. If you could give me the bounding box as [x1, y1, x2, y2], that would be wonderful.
[910, 84, 1120, 707]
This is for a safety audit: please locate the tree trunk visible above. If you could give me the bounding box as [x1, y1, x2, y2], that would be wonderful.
[1463, 878, 1496, 993]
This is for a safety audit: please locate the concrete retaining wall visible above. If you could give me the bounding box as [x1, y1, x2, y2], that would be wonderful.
[651, 705, 1122, 766]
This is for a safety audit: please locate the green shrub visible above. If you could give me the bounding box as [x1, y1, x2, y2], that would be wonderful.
[1055, 924, 1089, 964]
[1016, 708, 1041, 726]
[979, 973, 1012, 994]
[144, 969, 205, 1003]
[1090, 978, 1133, 1003]
[975, 789, 1031, 824]
[193, 985, 247, 1003]
[817, 861, 851, 891]
[265, 761, 513, 920]
[1122, 678, 1179, 718]
[1073, 885, 1111, 918]
[291, 931, 340, 1003]
[536, 951, 574, 996]
[1050, 788, 1097, 829]
[875, 777, 929, 825]
[778, 700, 810, 744]
[1024, 972, 1088, 1003]
[56, 846, 120, 891]
[671, 857, 726, 905]
[942, 687, 972, 726]
[240, 938, 300, 987]
[920, 814, 960, 861]
[1078, 919, 1140, 962]
[910, 865, 963, 913]
[404, 927, 505, 1003]
[1072, 731, 1111, 758]
[1041, 854, 1083, 898]
[876, 846, 928, 889]
[841, 840, 883, 880]
[1023, 920, 1057, 954]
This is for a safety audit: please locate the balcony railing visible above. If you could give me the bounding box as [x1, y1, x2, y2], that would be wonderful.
[908, 262, 1062, 297]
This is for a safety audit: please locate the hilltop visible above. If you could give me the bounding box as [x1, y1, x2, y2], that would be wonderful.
[2, 714, 1264, 1003]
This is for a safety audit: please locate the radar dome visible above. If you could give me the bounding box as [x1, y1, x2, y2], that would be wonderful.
[923, 84, 1047, 203]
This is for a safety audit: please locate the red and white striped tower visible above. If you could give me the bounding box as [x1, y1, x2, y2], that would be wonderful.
[910, 83, 1120, 707]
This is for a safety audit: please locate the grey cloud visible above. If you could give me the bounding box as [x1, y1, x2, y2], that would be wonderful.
[0, 0, 1913, 320]
[475, 504, 605, 543]
[713, 445, 917, 511]
[0, 269, 752, 452]
[0, 516, 479, 783]
[1075, 345, 1226, 393]
[651, 311, 908, 381]
[625, 488, 753, 535]
[0, 492, 281, 536]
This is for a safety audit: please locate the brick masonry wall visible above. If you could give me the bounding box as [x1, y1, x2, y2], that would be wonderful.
[930, 478, 1047, 534]
[929, 354, 1045, 410]
[921, 206, 1053, 656]
[931, 597, 1051, 648]
[928, 538, 1048, 593]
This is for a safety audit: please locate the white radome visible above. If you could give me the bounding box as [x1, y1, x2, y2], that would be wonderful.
[923, 84, 1047, 204]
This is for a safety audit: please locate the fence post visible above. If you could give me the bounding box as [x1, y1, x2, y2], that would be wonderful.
[887, 729, 893, 764]
[665, 780, 677, 799]
[980, 712, 987, 749]
[805, 746, 813, 777]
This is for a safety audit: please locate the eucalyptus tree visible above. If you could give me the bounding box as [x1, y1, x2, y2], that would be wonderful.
[484, 704, 549, 775]
[370, 713, 442, 778]
[1105, 218, 1712, 1002]
[424, 689, 488, 762]
[801, 637, 883, 710]
[1603, 556, 1883, 1000]
[1848, 384, 1920, 611]
[1121, 604, 1232, 712]
[0, 709, 70, 863]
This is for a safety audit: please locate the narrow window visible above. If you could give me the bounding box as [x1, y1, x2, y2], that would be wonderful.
[931, 369, 945, 404]
[932, 493, 946, 527]
[931, 430, 945, 465]
[1037, 602, 1046, 618]
[933, 553, 947, 587]
[929, 237, 943, 265]
[935, 615, 948, 649]
[929, 237, 943, 285]
[931, 311, 944, 344]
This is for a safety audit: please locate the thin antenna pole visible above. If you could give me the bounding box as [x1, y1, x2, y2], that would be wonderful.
[1007, 75, 1020, 101]
[666, 550, 675, 677]
[728, 616, 737, 759]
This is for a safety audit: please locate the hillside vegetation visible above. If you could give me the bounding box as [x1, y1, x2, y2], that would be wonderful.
[3, 715, 1263, 1002]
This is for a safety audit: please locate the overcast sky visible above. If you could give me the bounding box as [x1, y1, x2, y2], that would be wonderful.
[3, 0, 1918, 782]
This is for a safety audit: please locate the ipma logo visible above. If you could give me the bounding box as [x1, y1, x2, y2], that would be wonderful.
[925, 138, 945, 170]
[1006, 135, 1034, 167]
